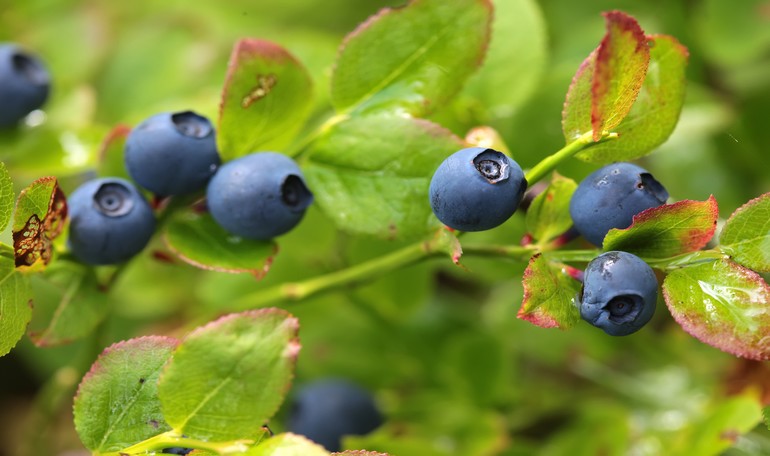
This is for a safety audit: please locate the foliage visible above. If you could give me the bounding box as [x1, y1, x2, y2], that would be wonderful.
[1, 0, 770, 454]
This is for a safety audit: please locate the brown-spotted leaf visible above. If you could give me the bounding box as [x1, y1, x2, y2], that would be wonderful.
[518, 253, 582, 329]
[218, 39, 313, 160]
[664, 258, 770, 360]
[12, 177, 67, 270]
[720, 192, 770, 273]
[603, 196, 719, 257]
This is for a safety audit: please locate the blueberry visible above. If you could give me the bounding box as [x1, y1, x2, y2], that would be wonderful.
[429, 147, 527, 231]
[206, 152, 313, 240]
[0, 43, 50, 128]
[578, 251, 658, 336]
[161, 448, 192, 455]
[287, 379, 383, 452]
[124, 111, 220, 196]
[569, 162, 668, 246]
[67, 178, 155, 265]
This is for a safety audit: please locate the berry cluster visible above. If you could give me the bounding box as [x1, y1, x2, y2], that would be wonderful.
[429, 154, 667, 336]
[66, 109, 313, 265]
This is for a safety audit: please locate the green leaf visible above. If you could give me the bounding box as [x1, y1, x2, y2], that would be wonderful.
[27, 260, 110, 346]
[563, 11, 650, 143]
[12, 176, 67, 270]
[676, 394, 761, 456]
[163, 209, 278, 277]
[158, 309, 300, 441]
[518, 253, 582, 329]
[720, 192, 770, 273]
[575, 34, 689, 163]
[73, 336, 178, 452]
[463, 0, 547, 119]
[663, 258, 770, 360]
[0, 162, 13, 232]
[764, 405, 770, 431]
[330, 0, 492, 116]
[603, 196, 719, 257]
[303, 114, 463, 240]
[590, 11, 650, 140]
[245, 433, 329, 456]
[525, 173, 577, 244]
[0, 245, 32, 357]
[96, 124, 132, 179]
[218, 39, 314, 161]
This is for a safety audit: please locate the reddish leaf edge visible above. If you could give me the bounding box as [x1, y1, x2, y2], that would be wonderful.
[518, 253, 577, 330]
[663, 260, 770, 360]
[161, 229, 278, 279]
[73, 335, 180, 402]
[591, 10, 650, 141]
[606, 195, 719, 254]
[218, 38, 309, 125]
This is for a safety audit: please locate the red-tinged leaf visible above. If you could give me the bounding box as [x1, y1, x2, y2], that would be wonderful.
[518, 254, 581, 329]
[525, 173, 577, 244]
[603, 196, 719, 257]
[73, 336, 179, 452]
[576, 34, 690, 163]
[331, 0, 492, 116]
[562, 49, 597, 143]
[663, 259, 770, 360]
[96, 124, 132, 179]
[591, 11, 650, 141]
[218, 39, 313, 160]
[12, 177, 67, 270]
[720, 192, 770, 272]
[158, 309, 300, 441]
[162, 209, 278, 277]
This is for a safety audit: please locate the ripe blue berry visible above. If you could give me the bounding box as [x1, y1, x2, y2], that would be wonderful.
[206, 152, 313, 240]
[579, 251, 658, 336]
[287, 379, 383, 452]
[429, 147, 527, 231]
[124, 111, 220, 196]
[67, 178, 155, 265]
[0, 43, 50, 128]
[569, 162, 668, 246]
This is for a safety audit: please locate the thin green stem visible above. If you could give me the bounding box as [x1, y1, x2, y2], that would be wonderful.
[101, 430, 262, 456]
[524, 130, 618, 186]
[461, 243, 536, 261]
[231, 235, 449, 310]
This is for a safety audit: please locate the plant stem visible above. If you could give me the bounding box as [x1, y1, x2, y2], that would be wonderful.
[460, 243, 536, 261]
[524, 130, 618, 185]
[232, 234, 450, 310]
[101, 430, 263, 456]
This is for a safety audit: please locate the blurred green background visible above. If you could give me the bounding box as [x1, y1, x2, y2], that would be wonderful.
[1, 0, 769, 455]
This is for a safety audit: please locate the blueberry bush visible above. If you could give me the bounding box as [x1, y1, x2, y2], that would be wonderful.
[1, 0, 770, 454]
